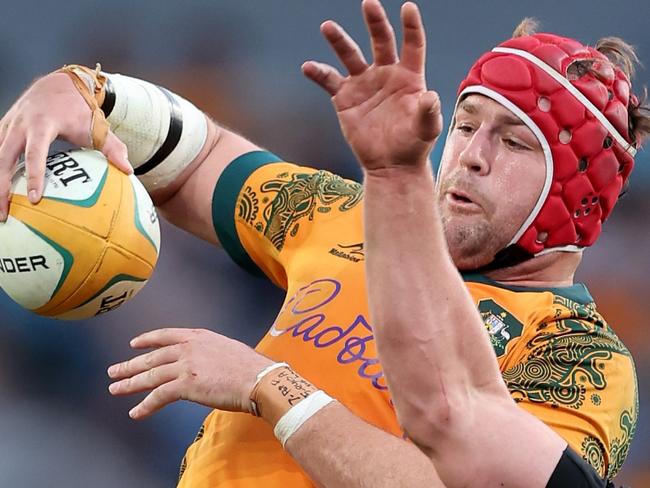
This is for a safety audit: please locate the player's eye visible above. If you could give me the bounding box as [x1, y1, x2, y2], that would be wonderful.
[455, 124, 474, 134]
[504, 138, 530, 151]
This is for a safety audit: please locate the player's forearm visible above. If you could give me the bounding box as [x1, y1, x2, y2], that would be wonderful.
[89, 69, 265, 244]
[363, 165, 507, 446]
[252, 364, 442, 487]
[88, 70, 213, 198]
[285, 402, 443, 488]
[97, 71, 257, 201]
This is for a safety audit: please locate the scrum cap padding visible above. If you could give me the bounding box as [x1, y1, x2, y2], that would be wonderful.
[457, 33, 636, 255]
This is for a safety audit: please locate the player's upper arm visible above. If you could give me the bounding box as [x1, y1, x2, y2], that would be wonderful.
[210, 156, 363, 288]
[155, 125, 263, 245]
[158, 130, 363, 288]
[502, 318, 639, 480]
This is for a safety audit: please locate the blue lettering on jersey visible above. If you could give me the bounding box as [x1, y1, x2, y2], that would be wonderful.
[269, 278, 387, 390]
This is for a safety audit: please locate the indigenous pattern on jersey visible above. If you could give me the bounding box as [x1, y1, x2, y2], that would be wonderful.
[177, 151, 637, 487]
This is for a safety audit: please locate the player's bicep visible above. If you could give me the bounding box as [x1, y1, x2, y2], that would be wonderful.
[156, 128, 263, 245]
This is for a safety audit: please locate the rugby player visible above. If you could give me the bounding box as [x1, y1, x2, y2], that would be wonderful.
[0, 0, 646, 486]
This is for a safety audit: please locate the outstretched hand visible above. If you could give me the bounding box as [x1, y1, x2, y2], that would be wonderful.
[107, 328, 273, 419]
[303, 0, 442, 172]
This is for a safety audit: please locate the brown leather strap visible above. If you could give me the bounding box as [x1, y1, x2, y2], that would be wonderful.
[56, 63, 110, 150]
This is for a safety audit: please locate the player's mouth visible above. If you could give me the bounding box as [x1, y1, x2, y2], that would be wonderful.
[445, 188, 483, 213]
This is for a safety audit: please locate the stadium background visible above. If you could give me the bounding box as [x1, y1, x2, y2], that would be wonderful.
[0, 0, 647, 485]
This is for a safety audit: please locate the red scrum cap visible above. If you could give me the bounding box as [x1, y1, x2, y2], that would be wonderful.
[457, 33, 637, 258]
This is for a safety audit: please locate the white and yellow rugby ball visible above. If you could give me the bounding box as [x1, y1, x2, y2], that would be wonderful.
[0, 149, 160, 320]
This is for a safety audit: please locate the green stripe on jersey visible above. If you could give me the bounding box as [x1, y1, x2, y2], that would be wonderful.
[462, 272, 593, 304]
[212, 151, 283, 276]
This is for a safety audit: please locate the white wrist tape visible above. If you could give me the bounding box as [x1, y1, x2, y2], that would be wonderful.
[249, 362, 290, 417]
[273, 390, 335, 448]
[102, 73, 208, 191]
[254, 362, 290, 386]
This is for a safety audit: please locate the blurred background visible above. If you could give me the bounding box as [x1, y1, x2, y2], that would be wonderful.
[0, 0, 648, 486]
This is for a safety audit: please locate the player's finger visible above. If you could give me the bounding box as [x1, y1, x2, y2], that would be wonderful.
[23, 128, 56, 204]
[320, 21, 368, 76]
[0, 133, 26, 221]
[400, 2, 426, 73]
[0, 117, 11, 149]
[130, 328, 196, 349]
[109, 362, 178, 396]
[0, 166, 13, 223]
[128, 378, 184, 419]
[107, 344, 182, 379]
[362, 0, 398, 66]
[415, 90, 443, 142]
[302, 61, 345, 96]
[101, 131, 133, 175]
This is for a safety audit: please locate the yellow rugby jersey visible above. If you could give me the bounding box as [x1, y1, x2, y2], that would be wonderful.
[177, 151, 638, 487]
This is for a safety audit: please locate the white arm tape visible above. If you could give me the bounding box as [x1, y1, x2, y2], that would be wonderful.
[253, 362, 290, 388]
[273, 390, 335, 448]
[102, 72, 208, 191]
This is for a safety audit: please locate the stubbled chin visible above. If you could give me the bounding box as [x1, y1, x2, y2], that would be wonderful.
[442, 217, 500, 270]
[449, 248, 495, 271]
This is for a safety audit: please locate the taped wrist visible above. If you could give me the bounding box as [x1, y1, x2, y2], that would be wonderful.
[56, 64, 110, 150]
[101, 72, 208, 191]
[250, 364, 335, 447]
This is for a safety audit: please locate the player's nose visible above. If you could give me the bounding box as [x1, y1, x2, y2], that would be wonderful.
[457, 128, 491, 176]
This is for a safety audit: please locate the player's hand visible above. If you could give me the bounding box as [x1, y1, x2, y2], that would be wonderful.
[302, 0, 442, 173]
[0, 71, 132, 222]
[107, 328, 273, 419]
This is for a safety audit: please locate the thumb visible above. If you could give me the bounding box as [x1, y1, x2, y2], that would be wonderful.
[101, 131, 133, 175]
[415, 90, 443, 143]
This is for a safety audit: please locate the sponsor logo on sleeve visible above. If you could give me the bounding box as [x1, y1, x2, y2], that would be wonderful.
[329, 242, 365, 263]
